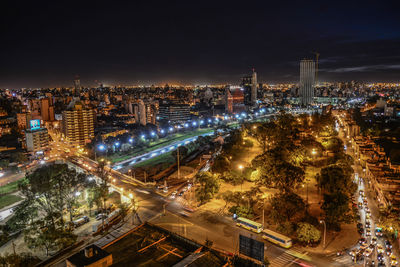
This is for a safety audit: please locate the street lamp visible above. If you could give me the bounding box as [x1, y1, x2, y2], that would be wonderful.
[320, 220, 326, 249]
[238, 165, 244, 192]
[312, 148, 317, 155]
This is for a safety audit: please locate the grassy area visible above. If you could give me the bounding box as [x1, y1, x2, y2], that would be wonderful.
[134, 151, 175, 168]
[110, 128, 214, 163]
[0, 194, 23, 209]
[0, 180, 24, 195]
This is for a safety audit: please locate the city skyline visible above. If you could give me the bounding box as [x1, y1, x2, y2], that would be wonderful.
[1, 1, 400, 88]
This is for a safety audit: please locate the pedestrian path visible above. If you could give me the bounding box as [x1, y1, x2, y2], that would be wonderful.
[269, 247, 308, 267]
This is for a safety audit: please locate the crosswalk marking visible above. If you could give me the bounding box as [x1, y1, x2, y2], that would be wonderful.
[269, 248, 308, 267]
[331, 255, 354, 266]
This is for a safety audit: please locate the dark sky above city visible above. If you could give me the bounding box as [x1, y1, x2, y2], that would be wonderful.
[1, 0, 400, 88]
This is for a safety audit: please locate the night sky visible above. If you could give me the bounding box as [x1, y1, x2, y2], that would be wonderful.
[1, 1, 400, 88]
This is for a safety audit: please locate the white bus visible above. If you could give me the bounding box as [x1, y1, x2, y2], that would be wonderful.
[262, 229, 292, 248]
[236, 217, 263, 233]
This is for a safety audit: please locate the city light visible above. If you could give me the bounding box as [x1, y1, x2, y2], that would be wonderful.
[98, 144, 106, 151]
[114, 142, 120, 147]
[160, 129, 165, 134]
[129, 138, 134, 143]
[151, 131, 155, 136]
[192, 121, 197, 126]
[141, 134, 145, 139]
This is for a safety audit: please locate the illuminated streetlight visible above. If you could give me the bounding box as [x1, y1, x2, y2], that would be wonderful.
[98, 144, 106, 151]
[129, 138, 134, 143]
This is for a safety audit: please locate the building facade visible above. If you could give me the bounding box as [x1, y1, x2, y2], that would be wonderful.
[62, 102, 95, 145]
[25, 127, 49, 152]
[299, 59, 315, 106]
[158, 104, 191, 123]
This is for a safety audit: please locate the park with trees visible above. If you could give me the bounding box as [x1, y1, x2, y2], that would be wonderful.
[0, 162, 132, 259]
[192, 112, 357, 246]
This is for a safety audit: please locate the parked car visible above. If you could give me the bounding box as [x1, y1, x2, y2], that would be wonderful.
[73, 216, 89, 227]
[96, 213, 107, 220]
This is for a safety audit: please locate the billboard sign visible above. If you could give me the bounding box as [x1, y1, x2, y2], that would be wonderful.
[30, 119, 41, 130]
[239, 234, 264, 262]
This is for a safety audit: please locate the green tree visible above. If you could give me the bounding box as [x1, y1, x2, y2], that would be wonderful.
[252, 122, 277, 152]
[195, 172, 220, 205]
[221, 170, 243, 185]
[212, 155, 231, 174]
[269, 192, 306, 223]
[296, 222, 321, 244]
[118, 202, 130, 222]
[0, 253, 41, 267]
[217, 190, 234, 211]
[319, 164, 355, 195]
[24, 220, 76, 256]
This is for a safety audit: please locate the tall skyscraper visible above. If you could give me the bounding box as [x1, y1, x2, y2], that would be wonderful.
[241, 69, 258, 107]
[251, 69, 257, 106]
[62, 102, 95, 145]
[299, 59, 315, 106]
[74, 76, 81, 96]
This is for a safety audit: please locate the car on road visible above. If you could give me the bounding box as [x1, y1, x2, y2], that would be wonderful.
[359, 190, 364, 196]
[366, 229, 371, 236]
[358, 227, 364, 234]
[385, 240, 393, 249]
[358, 202, 363, 208]
[357, 222, 363, 229]
[386, 247, 392, 256]
[359, 237, 367, 245]
[377, 244, 384, 254]
[377, 253, 385, 262]
[391, 255, 398, 266]
[73, 216, 89, 227]
[363, 248, 373, 257]
[170, 192, 176, 199]
[371, 237, 377, 245]
[365, 221, 371, 229]
[360, 243, 369, 251]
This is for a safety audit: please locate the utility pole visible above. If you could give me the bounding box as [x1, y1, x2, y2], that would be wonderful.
[262, 199, 265, 228]
[177, 146, 180, 179]
[144, 171, 147, 183]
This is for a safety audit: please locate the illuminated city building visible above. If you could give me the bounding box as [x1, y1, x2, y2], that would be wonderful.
[62, 101, 95, 145]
